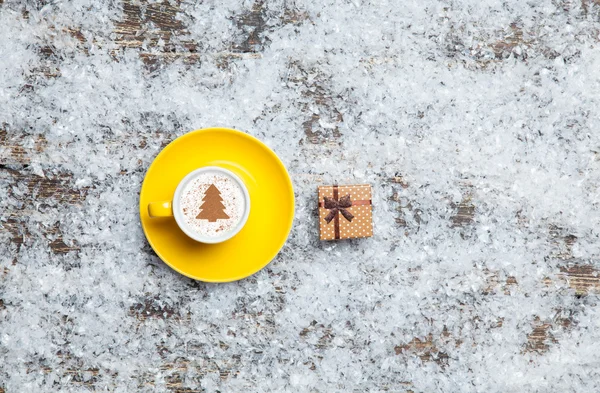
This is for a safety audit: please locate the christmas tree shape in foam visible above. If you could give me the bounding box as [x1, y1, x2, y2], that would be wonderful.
[196, 184, 230, 222]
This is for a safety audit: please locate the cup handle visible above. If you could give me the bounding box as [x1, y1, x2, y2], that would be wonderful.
[148, 201, 173, 217]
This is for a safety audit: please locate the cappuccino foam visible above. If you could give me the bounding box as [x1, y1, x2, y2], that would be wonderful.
[179, 171, 246, 238]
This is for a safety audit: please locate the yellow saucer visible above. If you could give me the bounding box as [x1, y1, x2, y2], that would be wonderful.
[139, 128, 295, 282]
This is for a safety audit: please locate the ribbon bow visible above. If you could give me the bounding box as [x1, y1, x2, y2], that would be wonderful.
[323, 194, 354, 224]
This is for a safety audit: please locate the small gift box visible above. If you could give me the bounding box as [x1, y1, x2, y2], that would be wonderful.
[318, 184, 373, 241]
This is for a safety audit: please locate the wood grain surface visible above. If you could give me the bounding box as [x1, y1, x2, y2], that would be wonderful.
[1, 1, 598, 392]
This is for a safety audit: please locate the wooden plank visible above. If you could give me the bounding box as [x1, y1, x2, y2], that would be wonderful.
[287, 61, 343, 144]
[394, 312, 572, 361]
[560, 263, 600, 295]
[113, 0, 196, 49]
[0, 166, 87, 203]
[1, 130, 88, 254]
[20, 348, 116, 390]
[1, 165, 87, 254]
[525, 313, 573, 353]
[451, 185, 475, 227]
[111, 0, 198, 70]
[299, 320, 335, 349]
[149, 357, 242, 391]
[231, 0, 269, 53]
[0, 129, 47, 165]
[526, 322, 555, 352]
[549, 224, 578, 260]
[129, 295, 189, 322]
[230, 1, 308, 54]
[394, 332, 451, 365]
[450, 198, 475, 227]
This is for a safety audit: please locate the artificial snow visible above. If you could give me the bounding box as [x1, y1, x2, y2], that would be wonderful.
[1, 0, 600, 391]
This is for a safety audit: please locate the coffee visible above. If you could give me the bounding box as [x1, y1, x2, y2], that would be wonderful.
[179, 170, 247, 238]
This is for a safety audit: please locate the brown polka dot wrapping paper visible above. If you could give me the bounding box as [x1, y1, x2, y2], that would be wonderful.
[318, 184, 373, 241]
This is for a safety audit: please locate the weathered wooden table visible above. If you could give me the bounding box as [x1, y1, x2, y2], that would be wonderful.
[1, 1, 599, 391]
